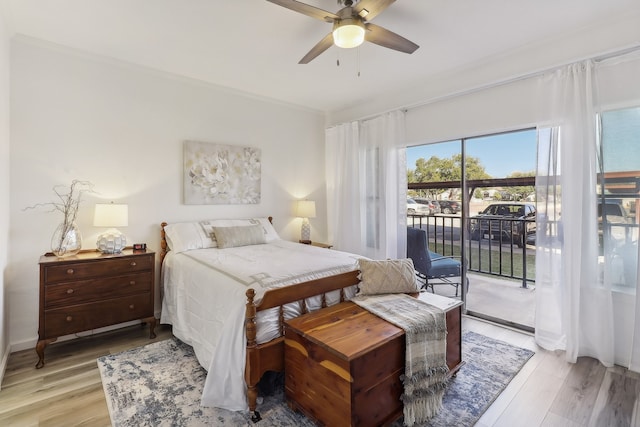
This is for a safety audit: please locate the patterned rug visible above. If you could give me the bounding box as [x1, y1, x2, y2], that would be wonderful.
[98, 331, 534, 427]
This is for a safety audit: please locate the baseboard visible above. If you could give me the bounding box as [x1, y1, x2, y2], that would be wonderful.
[10, 336, 37, 353]
[10, 318, 158, 354]
[0, 343, 10, 392]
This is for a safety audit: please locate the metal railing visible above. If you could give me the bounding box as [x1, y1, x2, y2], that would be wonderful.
[409, 213, 640, 289]
[467, 217, 535, 287]
[408, 214, 535, 287]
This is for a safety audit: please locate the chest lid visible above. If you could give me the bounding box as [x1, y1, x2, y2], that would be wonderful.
[285, 301, 404, 361]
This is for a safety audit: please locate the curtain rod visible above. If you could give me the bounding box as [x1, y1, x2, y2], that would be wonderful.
[345, 43, 640, 124]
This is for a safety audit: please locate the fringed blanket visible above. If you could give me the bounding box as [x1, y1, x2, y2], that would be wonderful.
[352, 293, 449, 426]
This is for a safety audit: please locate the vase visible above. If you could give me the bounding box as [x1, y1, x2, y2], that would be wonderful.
[51, 221, 82, 257]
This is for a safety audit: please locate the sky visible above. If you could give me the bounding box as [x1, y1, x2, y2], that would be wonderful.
[407, 129, 537, 178]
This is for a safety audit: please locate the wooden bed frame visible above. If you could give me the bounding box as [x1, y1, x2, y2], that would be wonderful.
[159, 219, 361, 422]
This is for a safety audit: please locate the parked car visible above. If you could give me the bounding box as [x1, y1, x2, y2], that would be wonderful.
[437, 200, 460, 214]
[407, 198, 432, 216]
[470, 203, 536, 248]
[413, 198, 441, 215]
[598, 201, 631, 245]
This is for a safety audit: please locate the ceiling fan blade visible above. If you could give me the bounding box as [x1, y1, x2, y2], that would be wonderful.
[365, 23, 419, 54]
[354, 0, 396, 21]
[299, 32, 334, 64]
[266, 0, 338, 22]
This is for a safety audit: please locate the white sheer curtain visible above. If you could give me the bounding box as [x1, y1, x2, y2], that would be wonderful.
[596, 50, 640, 371]
[535, 61, 615, 367]
[325, 110, 407, 259]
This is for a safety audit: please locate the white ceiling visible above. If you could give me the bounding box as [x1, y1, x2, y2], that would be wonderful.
[2, 0, 640, 114]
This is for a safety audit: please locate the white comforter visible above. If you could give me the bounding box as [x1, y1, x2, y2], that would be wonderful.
[160, 240, 361, 411]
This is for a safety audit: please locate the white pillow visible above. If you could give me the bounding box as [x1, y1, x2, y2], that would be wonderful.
[357, 258, 419, 295]
[164, 217, 279, 253]
[163, 222, 213, 253]
[213, 225, 267, 248]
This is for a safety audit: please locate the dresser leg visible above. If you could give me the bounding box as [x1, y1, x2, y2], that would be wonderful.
[35, 338, 57, 369]
[145, 317, 157, 339]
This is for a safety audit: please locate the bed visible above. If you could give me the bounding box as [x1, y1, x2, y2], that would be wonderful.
[159, 217, 362, 421]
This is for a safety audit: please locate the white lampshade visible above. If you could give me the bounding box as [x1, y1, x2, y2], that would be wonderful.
[93, 203, 128, 227]
[332, 19, 365, 49]
[94, 203, 128, 254]
[295, 200, 316, 219]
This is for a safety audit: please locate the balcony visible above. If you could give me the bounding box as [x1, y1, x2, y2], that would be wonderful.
[409, 207, 639, 332]
[408, 210, 536, 330]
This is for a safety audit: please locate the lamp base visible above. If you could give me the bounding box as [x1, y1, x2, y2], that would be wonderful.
[301, 218, 311, 242]
[96, 228, 126, 254]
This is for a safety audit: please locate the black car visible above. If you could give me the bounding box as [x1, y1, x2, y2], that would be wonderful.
[438, 200, 460, 214]
[470, 203, 536, 248]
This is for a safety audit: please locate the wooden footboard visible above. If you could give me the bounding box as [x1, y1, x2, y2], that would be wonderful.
[244, 270, 361, 421]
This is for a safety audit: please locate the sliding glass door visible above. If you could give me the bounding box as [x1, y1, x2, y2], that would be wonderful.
[407, 128, 537, 331]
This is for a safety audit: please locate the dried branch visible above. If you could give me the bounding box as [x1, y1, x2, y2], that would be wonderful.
[24, 180, 95, 254]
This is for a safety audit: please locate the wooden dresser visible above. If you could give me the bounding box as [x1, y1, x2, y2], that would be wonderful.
[284, 293, 463, 427]
[36, 249, 156, 368]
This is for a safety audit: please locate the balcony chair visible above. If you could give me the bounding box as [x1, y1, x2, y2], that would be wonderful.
[407, 226, 466, 297]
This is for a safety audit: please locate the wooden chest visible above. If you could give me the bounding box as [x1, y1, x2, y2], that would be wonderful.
[284, 301, 405, 427]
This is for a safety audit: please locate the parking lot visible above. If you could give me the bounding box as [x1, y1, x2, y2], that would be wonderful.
[407, 200, 536, 254]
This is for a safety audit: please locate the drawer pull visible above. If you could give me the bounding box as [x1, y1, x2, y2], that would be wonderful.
[66, 316, 73, 322]
[129, 304, 135, 309]
[129, 281, 136, 285]
[130, 262, 137, 267]
[66, 268, 74, 275]
[66, 288, 74, 294]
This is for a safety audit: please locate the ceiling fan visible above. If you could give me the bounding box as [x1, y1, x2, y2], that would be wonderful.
[267, 0, 419, 64]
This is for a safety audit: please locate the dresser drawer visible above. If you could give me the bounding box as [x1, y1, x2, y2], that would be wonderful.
[44, 272, 152, 309]
[43, 293, 152, 338]
[43, 255, 153, 283]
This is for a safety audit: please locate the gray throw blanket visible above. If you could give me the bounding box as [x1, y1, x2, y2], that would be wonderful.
[352, 293, 449, 426]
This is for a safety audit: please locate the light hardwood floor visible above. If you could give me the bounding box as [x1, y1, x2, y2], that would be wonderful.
[1, 319, 638, 426]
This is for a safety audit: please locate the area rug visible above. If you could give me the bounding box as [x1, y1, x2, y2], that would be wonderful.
[98, 331, 534, 427]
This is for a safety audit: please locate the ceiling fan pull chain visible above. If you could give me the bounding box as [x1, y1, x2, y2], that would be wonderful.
[357, 47, 361, 77]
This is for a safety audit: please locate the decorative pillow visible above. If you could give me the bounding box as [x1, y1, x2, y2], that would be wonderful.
[357, 258, 419, 295]
[213, 225, 267, 249]
[164, 222, 214, 253]
[164, 217, 279, 253]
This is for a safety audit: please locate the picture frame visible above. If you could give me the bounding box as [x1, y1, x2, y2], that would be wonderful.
[183, 140, 261, 205]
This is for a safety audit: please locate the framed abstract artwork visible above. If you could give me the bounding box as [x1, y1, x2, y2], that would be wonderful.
[183, 140, 261, 205]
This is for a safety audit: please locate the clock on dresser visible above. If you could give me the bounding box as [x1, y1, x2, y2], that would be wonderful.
[36, 249, 156, 368]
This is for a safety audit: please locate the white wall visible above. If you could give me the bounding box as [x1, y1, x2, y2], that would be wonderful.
[8, 37, 327, 351]
[328, 8, 640, 127]
[0, 7, 12, 383]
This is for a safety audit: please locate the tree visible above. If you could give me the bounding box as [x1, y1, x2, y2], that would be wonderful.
[504, 171, 536, 200]
[407, 154, 492, 199]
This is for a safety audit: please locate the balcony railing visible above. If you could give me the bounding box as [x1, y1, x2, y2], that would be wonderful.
[409, 213, 640, 289]
[408, 214, 535, 287]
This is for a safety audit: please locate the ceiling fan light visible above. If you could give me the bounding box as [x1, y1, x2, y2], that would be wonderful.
[332, 19, 365, 48]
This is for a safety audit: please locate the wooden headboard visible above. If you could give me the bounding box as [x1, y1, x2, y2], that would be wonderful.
[159, 221, 169, 265]
[160, 216, 274, 265]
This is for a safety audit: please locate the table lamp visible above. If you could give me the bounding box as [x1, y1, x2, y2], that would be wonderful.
[94, 203, 128, 254]
[296, 200, 316, 244]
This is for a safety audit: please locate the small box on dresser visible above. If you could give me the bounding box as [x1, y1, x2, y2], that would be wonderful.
[36, 249, 156, 368]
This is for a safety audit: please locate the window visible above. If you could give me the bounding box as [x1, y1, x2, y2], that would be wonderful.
[598, 106, 640, 289]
